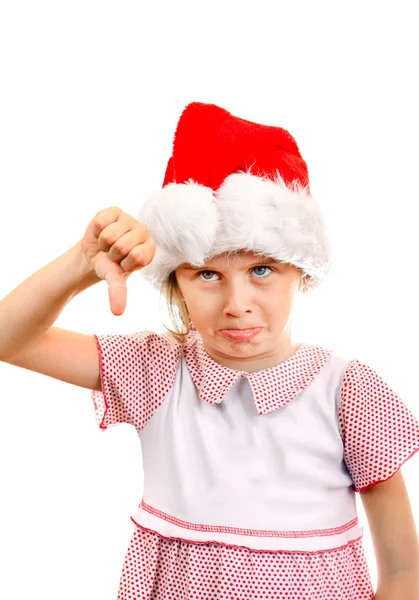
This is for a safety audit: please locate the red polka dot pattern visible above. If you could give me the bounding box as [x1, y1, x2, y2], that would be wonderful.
[91, 331, 181, 431]
[183, 331, 333, 415]
[88, 331, 419, 598]
[339, 359, 419, 492]
[91, 330, 334, 428]
[116, 526, 375, 599]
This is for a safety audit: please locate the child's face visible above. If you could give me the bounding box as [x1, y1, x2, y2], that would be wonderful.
[174, 251, 302, 371]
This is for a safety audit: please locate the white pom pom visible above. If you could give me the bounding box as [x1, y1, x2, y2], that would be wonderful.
[138, 181, 218, 265]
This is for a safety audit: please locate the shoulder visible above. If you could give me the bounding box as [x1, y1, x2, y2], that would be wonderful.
[304, 343, 390, 396]
[337, 356, 400, 424]
[94, 329, 183, 353]
[339, 357, 397, 402]
[311, 350, 395, 426]
[337, 354, 414, 439]
[93, 329, 185, 373]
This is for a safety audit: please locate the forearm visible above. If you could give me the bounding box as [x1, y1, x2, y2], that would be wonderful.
[0, 241, 100, 360]
[375, 567, 419, 600]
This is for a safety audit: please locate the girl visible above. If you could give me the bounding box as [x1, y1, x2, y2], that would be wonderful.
[1, 102, 419, 599]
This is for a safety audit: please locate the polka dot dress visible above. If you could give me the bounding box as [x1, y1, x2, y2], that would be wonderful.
[116, 528, 374, 600]
[91, 330, 419, 599]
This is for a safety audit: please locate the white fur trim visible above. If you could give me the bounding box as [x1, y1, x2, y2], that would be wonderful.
[137, 172, 333, 290]
[137, 181, 218, 261]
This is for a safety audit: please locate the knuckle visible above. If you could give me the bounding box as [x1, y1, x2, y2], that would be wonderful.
[119, 254, 133, 272]
[112, 239, 127, 255]
[93, 216, 104, 230]
[105, 205, 121, 215]
[95, 206, 120, 223]
[130, 246, 144, 262]
[99, 229, 115, 245]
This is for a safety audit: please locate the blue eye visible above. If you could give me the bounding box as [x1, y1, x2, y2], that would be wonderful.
[252, 266, 272, 278]
[198, 270, 219, 281]
[197, 266, 273, 281]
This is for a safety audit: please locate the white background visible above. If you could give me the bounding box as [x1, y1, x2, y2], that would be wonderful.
[1, 0, 418, 598]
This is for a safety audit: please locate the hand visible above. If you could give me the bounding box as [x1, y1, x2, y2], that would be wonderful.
[80, 206, 156, 316]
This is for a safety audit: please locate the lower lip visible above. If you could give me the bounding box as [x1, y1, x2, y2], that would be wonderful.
[219, 327, 263, 341]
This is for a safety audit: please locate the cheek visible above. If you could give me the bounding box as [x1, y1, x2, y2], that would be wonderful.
[265, 292, 294, 317]
[187, 292, 219, 318]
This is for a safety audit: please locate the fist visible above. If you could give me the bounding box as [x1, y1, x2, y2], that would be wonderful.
[81, 206, 156, 315]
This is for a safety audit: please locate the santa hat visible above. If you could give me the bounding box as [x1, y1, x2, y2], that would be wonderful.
[137, 102, 332, 291]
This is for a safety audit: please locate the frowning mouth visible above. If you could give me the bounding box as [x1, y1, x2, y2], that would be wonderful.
[219, 328, 262, 341]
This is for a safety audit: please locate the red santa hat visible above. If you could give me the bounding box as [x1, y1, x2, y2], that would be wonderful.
[137, 102, 332, 291]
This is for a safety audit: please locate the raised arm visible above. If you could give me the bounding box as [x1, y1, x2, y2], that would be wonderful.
[0, 241, 100, 361]
[0, 207, 156, 390]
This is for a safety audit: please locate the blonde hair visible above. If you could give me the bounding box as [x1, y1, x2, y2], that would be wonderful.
[161, 264, 311, 345]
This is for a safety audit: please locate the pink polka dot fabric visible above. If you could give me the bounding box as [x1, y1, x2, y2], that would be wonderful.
[90, 331, 419, 599]
[183, 332, 333, 415]
[116, 527, 375, 599]
[339, 359, 419, 492]
[91, 331, 181, 431]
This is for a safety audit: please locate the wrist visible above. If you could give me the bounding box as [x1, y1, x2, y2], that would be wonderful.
[69, 241, 102, 292]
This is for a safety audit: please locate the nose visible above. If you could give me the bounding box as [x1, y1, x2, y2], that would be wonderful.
[222, 279, 253, 318]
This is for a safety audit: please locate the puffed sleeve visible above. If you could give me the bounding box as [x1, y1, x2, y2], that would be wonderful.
[90, 330, 182, 431]
[338, 359, 419, 492]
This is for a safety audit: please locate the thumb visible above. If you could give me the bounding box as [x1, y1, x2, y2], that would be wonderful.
[105, 271, 128, 316]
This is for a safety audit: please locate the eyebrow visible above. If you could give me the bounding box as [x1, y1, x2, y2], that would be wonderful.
[180, 258, 280, 271]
